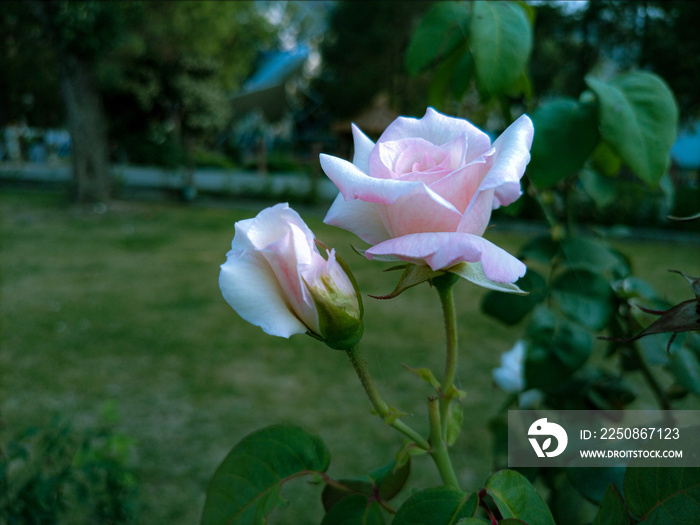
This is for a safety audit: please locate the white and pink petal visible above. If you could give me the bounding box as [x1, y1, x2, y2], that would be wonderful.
[351, 124, 375, 174]
[378, 108, 492, 162]
[219, 250, 308, 338]
[365, 232, 526, 284]
[477, 114, 534, 208]
[324, 192, 391, 245]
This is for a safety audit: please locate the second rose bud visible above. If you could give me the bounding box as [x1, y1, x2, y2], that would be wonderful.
[219, 203, 363, 351]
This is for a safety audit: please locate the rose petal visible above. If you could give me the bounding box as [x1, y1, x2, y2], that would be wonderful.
[219, 250, 307, 338]
[238, 203, 313, 251]
[428, 157, 489, 214]
[324, 192, 391, 245]
[320, 153, 429, 204]
[378, 108, 492, 163]
[476, 114, 534, 208]
[457, 187, 494, 236]
[377, 184, 462, 238]
[261, 225, 317, 324]
[376, 134, 467, 181]
[365, 232, 526, 283]
[351, 123, 375, 174]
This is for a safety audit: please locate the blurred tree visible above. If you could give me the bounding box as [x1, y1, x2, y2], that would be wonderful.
[27, 0, 132, 202]
[313, 0, 432, 122]
[0, 3, 62, 128]
[640, 1, 700, 123]
[528, 2, 598, 101]
[4, 1, 272, 201]
[530, 1, 700, 122]
[102, 1, 274, 172]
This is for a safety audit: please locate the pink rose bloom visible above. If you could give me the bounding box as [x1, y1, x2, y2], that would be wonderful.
[219, 203, 362, 349]
[320, 108, 533, 284]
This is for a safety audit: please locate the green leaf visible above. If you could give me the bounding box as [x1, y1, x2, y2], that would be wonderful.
[450, 50, 474, 101]
[321, 459, 410, 513]
[668, 340, 700, 396]
[371, 459, 411, 502]
[393, 487, 478, 525]
[448, 261, 528, 294]
[201, 424, 330, 525]
[558, 237, 620, 275]
[518, 235, 559, 265]
[429, 45, 465, 108]
[567, 467, 626, 505]
[585, 72, 679, 187]
[613, 276, 660, 302]
[481, 270, 546, 325]
[514, 0, 536, 23]
[592, 484, 629, 525]
[321, 494, 384, 525]
[525, 307, 593, 389]
[624, 467, 700, 523]
[580, 169, 618, 209]
[552, 270, 614, 331]
[527, 98, 600, 187]
[322, 478, 373, 513]
[470, 1, 532, 96]
[590, 141, 623, 177]
[428, 42, 473, 109]
[405, 2, 470, 76]
[484, 470, 555, 525]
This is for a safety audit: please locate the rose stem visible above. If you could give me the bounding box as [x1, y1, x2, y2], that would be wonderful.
[428, 396, 461, 489]
[346, 345, 430, 450]
[433, 273, 460, 439]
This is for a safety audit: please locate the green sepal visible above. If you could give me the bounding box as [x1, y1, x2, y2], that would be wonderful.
[443, 384, 466, 401]
[383, 406, 410, 426]
[448, 262, 528, 295]
[371, 264, 446, 299]
[446, 398, 463, 446]
[307, 286, 364, 350]
[305, 244, 364, 351]
[402, 364, 441, 390]
[396, 441, 429, 468]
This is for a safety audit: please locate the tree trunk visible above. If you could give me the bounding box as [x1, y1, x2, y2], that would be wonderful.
[59, 53, 111, 203]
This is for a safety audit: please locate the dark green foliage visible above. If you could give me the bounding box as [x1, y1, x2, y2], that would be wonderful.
[0, 407, 139, 525]
[314, 1, 432, 120]
[527, 98, 599, 188]
[484, 470, 555, 525]
[201, 425, 330, 525]
[393, 487, 478, 525]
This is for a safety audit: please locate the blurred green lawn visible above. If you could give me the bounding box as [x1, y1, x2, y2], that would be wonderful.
[1, 189, 697, 524]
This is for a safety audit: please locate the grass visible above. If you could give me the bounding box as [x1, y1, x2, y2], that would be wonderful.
[1, 188, 698, 524]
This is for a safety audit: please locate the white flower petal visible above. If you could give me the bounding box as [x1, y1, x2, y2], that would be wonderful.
[320, 153, 425, 204]
[351, 123, 375, 174]
[324, 192, 391, 245]
[219, 251, 307, 338]
[365, 232, 526, 283]
[478, 114, 534, 208]
[378, 108, 492, 162]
